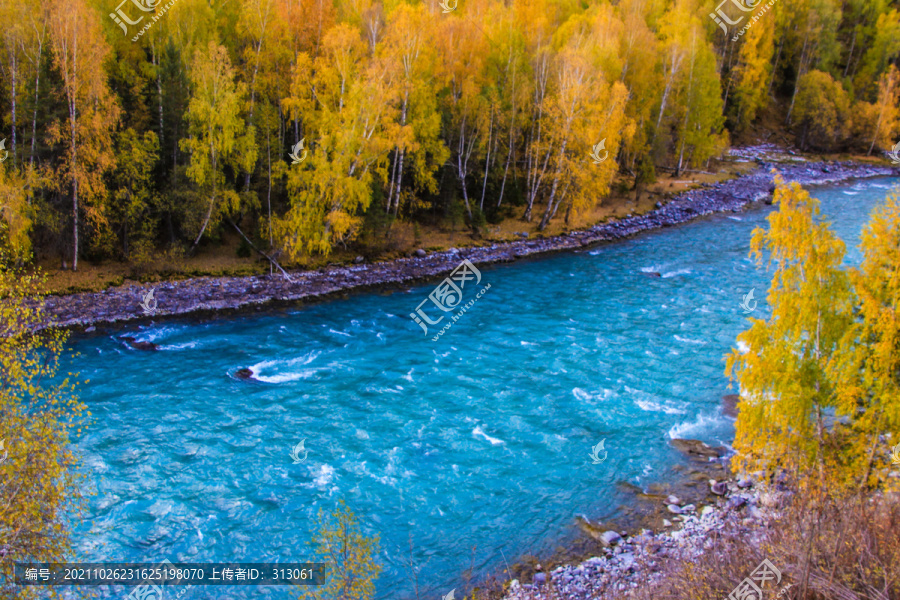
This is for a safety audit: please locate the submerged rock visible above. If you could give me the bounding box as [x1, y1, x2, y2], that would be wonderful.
[120, 336, 158, 351]
[670, 438, 725, 459]
[235, 368, 255, 380]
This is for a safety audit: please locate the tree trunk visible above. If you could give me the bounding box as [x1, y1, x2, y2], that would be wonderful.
[72, 179, 79, 271]
[479, 106, 494, 211]
[266, 120, 273, 275]
[9, 52, 17, 162]
[391, 91, 409, 215]
[227, 218, 292, 280]
[243, 40, 264, 193]
[392, 148, 406, 216]
[524, 52, 549, 221]
[29, 26, 45, 167]
[153, 43, 164, 154]
[786, 31, 809, 125]
[655, 50, 680, 134]
[843, 26, 857, 78]
[767, 34, 784, 97]
[192, 196, 215, 252]
[538, 138, 568, 230]
[69, 47, 79, 272]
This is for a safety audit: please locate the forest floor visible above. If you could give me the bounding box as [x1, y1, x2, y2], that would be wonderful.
[35, 145, 891, 296]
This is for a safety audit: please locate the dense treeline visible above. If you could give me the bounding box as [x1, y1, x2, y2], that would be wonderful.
[0, 0, 899, 268]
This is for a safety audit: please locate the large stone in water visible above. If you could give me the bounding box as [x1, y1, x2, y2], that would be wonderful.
[120, 336, 158, 351]
[670, 438, 725, 459]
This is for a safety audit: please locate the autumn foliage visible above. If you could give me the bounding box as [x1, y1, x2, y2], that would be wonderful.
[0, 257, 87, 597]
[0, 0, 898, 264]
[727, 178, 900, 491]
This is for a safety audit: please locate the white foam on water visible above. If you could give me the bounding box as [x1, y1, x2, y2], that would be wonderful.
[572, 387, 596, 403]
[147, 499, 174, 518]
[311, 464, 335, 489]
[250, 351, 323, 383]
[662, 268, 691, 278]
[640, 265, 663, 273]
[329, 328, 352, 337]
[402, 368, 414, 382]
[472, 425, 505, 446]
[129, 325, 186, 343]
[667, 412, 724, 440]
[635, 399, 686, 415]
[674, 334, 706, 345]
[158, 340, 200, 351]
[727, 216, 743, 221]
[843, 191, 859, 195]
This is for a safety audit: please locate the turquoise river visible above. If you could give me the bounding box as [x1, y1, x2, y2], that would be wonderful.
[62, 177, 899, 599]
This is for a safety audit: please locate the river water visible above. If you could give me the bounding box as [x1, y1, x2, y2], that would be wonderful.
[63, 178, 898, 599]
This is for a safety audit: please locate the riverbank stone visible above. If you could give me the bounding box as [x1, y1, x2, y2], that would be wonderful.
[600, 530, 622, 546]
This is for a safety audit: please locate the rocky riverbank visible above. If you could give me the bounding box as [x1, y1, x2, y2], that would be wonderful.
[501, 460, 780, 600]
[39, 157, 896, 330]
